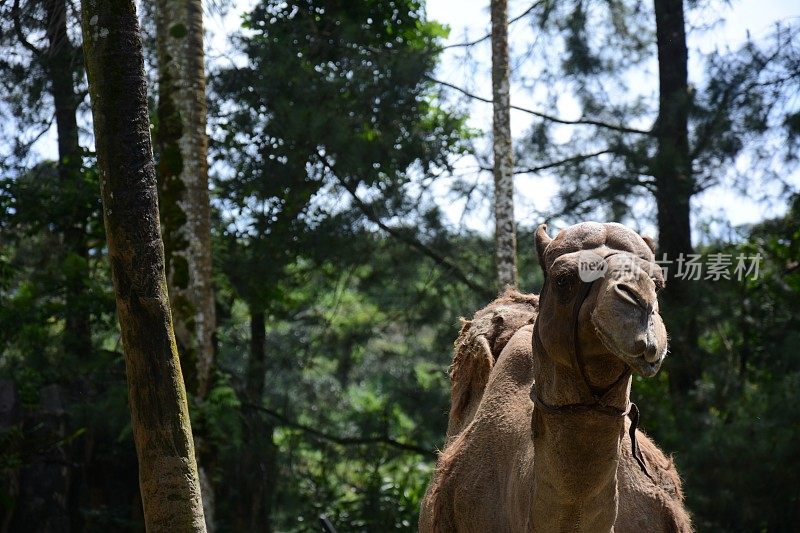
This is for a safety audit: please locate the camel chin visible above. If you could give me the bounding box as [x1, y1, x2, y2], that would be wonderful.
[624, 354, 662, 378]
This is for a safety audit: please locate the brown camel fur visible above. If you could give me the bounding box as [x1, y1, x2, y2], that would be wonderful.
[420, 222, 692, 532]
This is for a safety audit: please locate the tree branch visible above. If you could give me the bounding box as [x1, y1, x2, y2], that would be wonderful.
[541, 174, 654, 224]
[443, 0, 543, 50]
[12, 0, 43, 56]
[246, 402, 437, 459]
[428, 76, 651, 136]
[478, 149, 614, 175]
[689, 49, 779, 162]
[346, 182, 494, 300]
[15, 115, 55, 153]
[318, 154, 495, 300]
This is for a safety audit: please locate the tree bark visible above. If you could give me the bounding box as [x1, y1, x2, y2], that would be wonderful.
[155, 0, 216, 400]
[154, 1, 217, 527]
[43, 0, 92, 361]
[491, 0, 518, 289]
[652, 0, 698, 396]
[243, 307, 277, 532]
[0, 379, 20, 532]
[80, 1, 206, 530]
[11, 386, 71, 532]
[247, 309, 267, 403]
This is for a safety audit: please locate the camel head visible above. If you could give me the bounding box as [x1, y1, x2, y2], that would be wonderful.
[534, 222, 667, 383]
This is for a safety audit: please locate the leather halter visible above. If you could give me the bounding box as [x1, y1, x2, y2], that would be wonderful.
[530, 251, 654, 480]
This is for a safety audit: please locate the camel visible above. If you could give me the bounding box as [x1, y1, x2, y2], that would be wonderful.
[420, 222, 692, 532]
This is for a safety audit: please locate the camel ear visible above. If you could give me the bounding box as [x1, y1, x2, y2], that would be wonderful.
[535, 224, 552, 276]
[642, 235, 657, 254]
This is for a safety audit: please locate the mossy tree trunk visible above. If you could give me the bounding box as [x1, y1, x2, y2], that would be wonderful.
[154, 0, 215, 398]
[652, 0, 698, 397]
[80, 0, 206, 530]
[154, 0, 217, 526]
[491, 0, 517, 289]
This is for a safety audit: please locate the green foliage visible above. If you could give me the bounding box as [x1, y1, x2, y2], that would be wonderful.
[209, 223, 502, 531]
[0, 161, 111, 371]
[1, 0, 798, 531]
[205, 2, 475, 529]
[633, 196, 800, 530]
[197, 376, 243, 449]
[0, 150, 125, 529]
[211, 0, 467, 257]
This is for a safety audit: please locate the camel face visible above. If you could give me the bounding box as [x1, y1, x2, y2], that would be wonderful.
[535, 222, 668, 381]
[590, 253, 667, 377]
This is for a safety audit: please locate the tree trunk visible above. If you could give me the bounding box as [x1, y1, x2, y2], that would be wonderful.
[652, 0, 698, 396]
[154, 1, 217, 527]
[80, 1, 206, 530]
[154, 0, 216, 399]
[44, 0, 92, 361]
[12, 386, 71, 532]
[0, 379, 19, 532]
[491, 0, 517, 289]
[247, 309, 267, 402]
[243, 307, 277, 532]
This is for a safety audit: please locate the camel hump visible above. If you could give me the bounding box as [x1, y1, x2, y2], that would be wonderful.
[446, 289, 539, 439]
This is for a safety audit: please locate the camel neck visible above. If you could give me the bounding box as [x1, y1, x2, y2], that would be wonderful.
[529, 348, 630, 533]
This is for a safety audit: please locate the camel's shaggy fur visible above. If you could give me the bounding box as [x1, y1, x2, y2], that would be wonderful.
[447, 289, 538, 440]
[422, 286, 692, 532]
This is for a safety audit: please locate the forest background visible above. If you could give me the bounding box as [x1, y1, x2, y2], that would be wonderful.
[1, 0, 799, 531]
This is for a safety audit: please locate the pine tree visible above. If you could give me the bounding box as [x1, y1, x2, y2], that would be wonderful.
[652, 0, 696, 395]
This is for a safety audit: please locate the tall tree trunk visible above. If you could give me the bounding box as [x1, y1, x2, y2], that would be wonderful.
[491, 0, 517, 289]
[80, 1, 206, 529]
[154, 0, 217, 527]
[155, 0, 215, 398]
[44, 0, 92, 361]
[12, 386, 71, 532]
[652, 0, 698, 396]
[243, 307, 277, 532]
[247, 309, 267, 403]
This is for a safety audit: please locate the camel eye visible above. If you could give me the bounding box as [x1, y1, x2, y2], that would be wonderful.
[555, 274, 571, 288]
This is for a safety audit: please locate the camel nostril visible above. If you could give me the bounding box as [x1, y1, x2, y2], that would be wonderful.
[643, 342, 660, 363]
[632, 337, 647, 355]
[614, 283, 646, 310]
